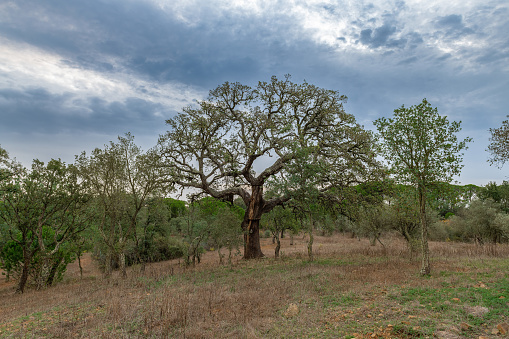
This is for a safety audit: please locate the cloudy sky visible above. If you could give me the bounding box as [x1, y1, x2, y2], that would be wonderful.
[1, 0, 508, 185]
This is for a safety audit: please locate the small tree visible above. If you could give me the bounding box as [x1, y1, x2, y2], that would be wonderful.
[210, 207, 243, 265]
[356, 205, 391, 247]
[0, 159, 90, 292]
[261, 205, 296, 258]
[170, 205, 208, 266]
[76, 134, 170, 278]
[374, 99, 471, 275]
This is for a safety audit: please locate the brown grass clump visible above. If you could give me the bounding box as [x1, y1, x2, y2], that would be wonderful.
[1, 233, 508, 338]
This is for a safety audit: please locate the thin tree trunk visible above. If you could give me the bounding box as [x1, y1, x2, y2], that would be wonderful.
[419, 185, 430, 275]
[308, 231, 314, 261]
[218, 248, 224, 265]
[78, 254, 83, 280]
[46, 254, 64, 286]
[16, 249, 32, 294]
[119, 252, 127, 278]
[370, 235, 376, 246]
[104, 250, 113, 278]
[274, 235, 281, 259]
[308, 216, 314, 262]
[228, 248, 233, 266]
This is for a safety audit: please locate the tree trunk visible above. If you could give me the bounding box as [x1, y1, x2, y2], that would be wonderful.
[218, 248, 224, 265]
[370, 235, 376, 246]
[16, 249, 32, 294]
[418, 185, 430, 275]
[104, 250, 113, 278]
[308, 216, 314, 262]
[119, 252, 127, 278]
[242, 185, 264, 259]
[274, 236, 281, 259]
[46, 254, 64, 286]
[78, 254, 83, 280]
[308, 231, 314, 261]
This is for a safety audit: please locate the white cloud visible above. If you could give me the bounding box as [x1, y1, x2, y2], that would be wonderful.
[0, 36, 205, 114]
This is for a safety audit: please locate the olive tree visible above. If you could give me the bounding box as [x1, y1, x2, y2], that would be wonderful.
[374, 99, 471, 275]
[0, 159, 90, 293]
[159, 75, 379, 259]
[76, 134, 170, 277]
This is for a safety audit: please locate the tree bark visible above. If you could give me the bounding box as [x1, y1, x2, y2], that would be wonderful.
[418, 185, 431, 275]
[119, 252, 127, 279]
[16, 249, 32, 294]
[308, 215, 314, 261]
[274, 236, 281, 259]
[46, 254, 64, 286]
[78, 254, 83, 280]
[307, 231, 314, 261]
[104, 250, 113, 278]
[242, 185, 264, 259]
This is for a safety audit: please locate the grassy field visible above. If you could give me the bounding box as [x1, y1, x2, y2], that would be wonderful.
[0, 234, 508, 338]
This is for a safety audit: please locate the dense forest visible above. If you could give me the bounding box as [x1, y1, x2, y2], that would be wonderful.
[1, 76, 509, 294]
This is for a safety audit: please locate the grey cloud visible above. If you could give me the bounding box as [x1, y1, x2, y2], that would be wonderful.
[0, 0, 301, 88]
[437, 53, 452, 61]
[435, 14, 474, 37]
[0, 88, 173, 136]
[476, 48, 509, 65]
[437, 14, 463, 28]
[359, 24, 407, 49]
[398, 56, 418, 65]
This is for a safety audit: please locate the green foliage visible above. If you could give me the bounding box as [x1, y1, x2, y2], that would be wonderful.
[446, 200, 508, 243]
[0, 240, 23, 280]
[209, 207, 243, 264]
[163, 197, 245, 266]
[163, 198, 187, 219]
[375, 98, 471, 275]
[488, 115, 509, 167]
[76, 133, 171, 277]
[0, 158, 91, 292]
[428, 183, 480, 218]
[355, 204, 392, 246]
[480, 181, 509, 213]
[374, 99, 471, 187]
[262, 206, 296, 236]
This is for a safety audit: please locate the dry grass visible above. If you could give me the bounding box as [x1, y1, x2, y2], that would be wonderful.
[1, 234, 508, 338]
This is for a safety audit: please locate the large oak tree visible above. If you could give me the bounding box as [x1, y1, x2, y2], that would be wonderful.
[159, 75, 379, 259]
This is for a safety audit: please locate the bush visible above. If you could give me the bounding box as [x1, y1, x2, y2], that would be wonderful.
[445, 200, 508, 244]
